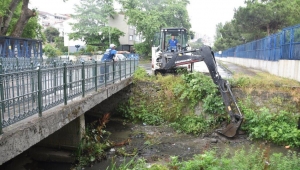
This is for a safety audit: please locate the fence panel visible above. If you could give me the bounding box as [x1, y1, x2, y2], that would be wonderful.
[215, 24, 300, 61]
[0, 69, 39, 127]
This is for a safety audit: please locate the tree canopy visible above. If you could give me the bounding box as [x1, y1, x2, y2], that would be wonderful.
[213, 0, 300, 51]
[118, 0, 191, 57]
[69, 0, 124, 50]
[0, 0, 41, 38]
[44, 27, 60, 43]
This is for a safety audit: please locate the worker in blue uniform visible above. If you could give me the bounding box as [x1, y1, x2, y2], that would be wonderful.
[100, 44, 129, 83]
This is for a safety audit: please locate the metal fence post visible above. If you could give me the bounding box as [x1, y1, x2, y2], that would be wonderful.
[0, 63, 5, 113]
[125, 59, 127, 78]
[130, 59, 132, 76]
[31, 61, 35, 103]
[37, 66, 42, 117]
[133, 58, 136, 72]
[63, 62, 67, 105]
[94, 60, 97, 91]
[0, 63, 4, 133]
[289, 28, 294, 59]
[119, 60, 121, 81]
[15, 57, 18, 71]
[104, 62, 107, 86]
[54, 60, 57, 95]
[113, 61, 115, 84]
[82, 61, 85, 97]
[69, 60, 73, 90]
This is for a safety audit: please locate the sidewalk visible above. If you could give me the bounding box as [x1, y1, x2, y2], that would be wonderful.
[217, 60, 262, 77]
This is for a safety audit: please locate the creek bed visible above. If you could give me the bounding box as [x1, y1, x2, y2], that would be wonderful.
[84, 118, 299, 170]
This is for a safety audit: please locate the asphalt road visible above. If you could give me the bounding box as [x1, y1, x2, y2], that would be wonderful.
[139, 60, 232, 78]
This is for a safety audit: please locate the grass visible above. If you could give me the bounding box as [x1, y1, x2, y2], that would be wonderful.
[106, 147, 300, 170]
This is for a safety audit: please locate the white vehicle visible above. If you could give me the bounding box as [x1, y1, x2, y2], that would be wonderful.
[152, 27, 195, 74]
[114, 54, 126, 61]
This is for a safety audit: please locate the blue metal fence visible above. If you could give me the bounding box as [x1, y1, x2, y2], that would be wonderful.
[215, 24, 300, 61]
[0, 36, 43, 58]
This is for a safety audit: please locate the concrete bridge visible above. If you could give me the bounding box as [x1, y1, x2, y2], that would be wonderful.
[0, 68, 135, 165]
[0, 35, 139, 165]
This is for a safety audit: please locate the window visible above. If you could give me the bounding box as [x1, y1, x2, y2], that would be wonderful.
[129, 25, 134, 29]
[135, 35, 140, 41]
[129, 35, 133, 41]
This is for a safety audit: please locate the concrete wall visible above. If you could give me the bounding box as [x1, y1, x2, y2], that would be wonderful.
[0, 78, 132, 165]
[218, 57, 300, 82]
[39, 115, 85, 149]
[109, 14, 130, 45]
[108, 14, 141, 45]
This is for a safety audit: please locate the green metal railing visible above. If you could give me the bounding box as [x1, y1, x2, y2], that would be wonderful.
[0, 58, 138, 133]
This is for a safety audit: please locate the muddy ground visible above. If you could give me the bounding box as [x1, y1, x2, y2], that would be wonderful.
[85, 117, 296, 170]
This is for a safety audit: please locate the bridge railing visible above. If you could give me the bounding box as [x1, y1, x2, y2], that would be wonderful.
[0, 59, 138, 133]
[215, 24, 300, 61]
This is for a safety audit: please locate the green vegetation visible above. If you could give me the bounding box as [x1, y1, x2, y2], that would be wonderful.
[75, 114, 111, 167]
[118, 0, 191, 57]
[230, 72, 300, 90]
[220, 71, 300, 147]
[44, 27, 60, 43]
[107, 148, 300, 170]
[213, 0, 300, 51]
[0, 0, 42, 38]
[43, 44, 64, 57]
[120, 67, 300, 146]
[119, 68, 227, 135]
[70, 0, 124, 50]
[241, 99, 300, 147]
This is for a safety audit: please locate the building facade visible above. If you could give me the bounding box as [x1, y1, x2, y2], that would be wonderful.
[108, 13, 142, 51]
[38, 11, 142, 53]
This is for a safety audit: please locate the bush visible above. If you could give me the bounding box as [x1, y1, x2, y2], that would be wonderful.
[119, 70, 225, 134]
[240, 97, 300, 147]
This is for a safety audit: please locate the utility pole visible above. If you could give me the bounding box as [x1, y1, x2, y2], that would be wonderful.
[109, 26, 111, 45]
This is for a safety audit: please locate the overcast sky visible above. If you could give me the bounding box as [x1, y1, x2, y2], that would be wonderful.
[187, 0, 245, 42]
[29, 0, 245, 42]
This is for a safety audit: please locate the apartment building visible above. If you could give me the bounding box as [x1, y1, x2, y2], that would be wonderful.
[108, 13, 142, 52]
[38, 10, 142, 52]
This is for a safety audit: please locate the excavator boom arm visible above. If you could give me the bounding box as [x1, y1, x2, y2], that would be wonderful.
[155, 45, 243, 137]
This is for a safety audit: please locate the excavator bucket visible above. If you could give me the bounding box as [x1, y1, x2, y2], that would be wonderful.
[216, 119, 243, 138]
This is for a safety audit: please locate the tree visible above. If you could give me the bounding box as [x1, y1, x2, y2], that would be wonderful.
[213, 0, 300, 51]
[234, 0, 292, 41]
[43, 44, 59, 57]
[213, 21, 244, 51]
[69, 0, 124, 49]
[54, 37, 68, 53]
[189, 38, 204, 50]
[118, 0, 191, 57]
[44, 27, 60, 43]
[214, 23, 223, 41]
[0, 0, 38, 37]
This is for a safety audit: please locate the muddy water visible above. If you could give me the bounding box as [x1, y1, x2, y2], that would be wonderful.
[85, 118, 299, 170]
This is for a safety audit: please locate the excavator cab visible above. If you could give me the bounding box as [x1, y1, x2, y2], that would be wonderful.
[157, 28, 189, 52]
[152, 28, 191, 73]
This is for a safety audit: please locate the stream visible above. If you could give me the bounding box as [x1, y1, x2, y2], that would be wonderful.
[83, 118, 299, 170]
